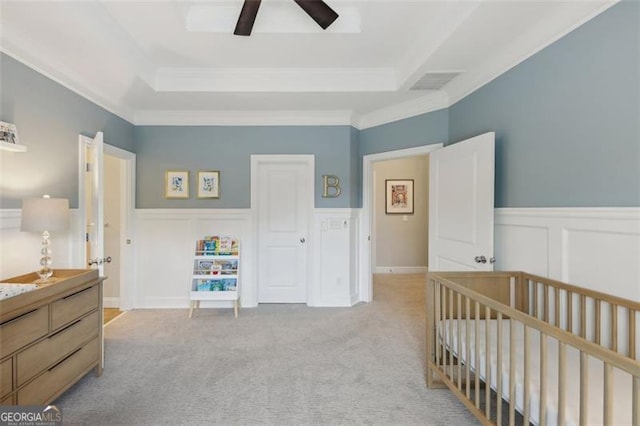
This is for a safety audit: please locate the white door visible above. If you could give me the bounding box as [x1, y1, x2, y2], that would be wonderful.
[428, 132, 495, 271]
[83, 132, 105, 276]
[256, 156, 313, 303]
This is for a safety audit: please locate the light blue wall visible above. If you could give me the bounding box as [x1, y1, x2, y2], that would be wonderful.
[0, 53, 135, 209]
[135, 125, 358, 208]
[359, 109, 449, 157]
[449, 1, 640, 207]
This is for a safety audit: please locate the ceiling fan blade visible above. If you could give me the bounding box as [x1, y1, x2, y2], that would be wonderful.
[234, 0, 262, 36]
[293, 0, 339, 30]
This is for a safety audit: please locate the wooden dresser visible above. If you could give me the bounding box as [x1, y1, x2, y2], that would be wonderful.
[0, 269, 104, 405]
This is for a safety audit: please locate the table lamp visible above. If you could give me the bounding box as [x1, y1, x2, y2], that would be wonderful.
[20, 195, 70, 282]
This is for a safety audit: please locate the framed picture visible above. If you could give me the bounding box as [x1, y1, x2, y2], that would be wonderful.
[0, 121, 19, 145]
[385, 179, 414, 214]
[197, 171, 220, 199]
[165, 170, 189, 199]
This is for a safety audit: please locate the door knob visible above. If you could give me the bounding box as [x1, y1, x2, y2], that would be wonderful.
[474, 255, 487, 264]
[105, 256, 112, 263]
[300, 238, 306, 243]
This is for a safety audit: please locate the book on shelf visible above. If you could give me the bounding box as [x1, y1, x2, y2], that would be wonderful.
[194, 278, 237, 292]
[195, 236, 239, 255]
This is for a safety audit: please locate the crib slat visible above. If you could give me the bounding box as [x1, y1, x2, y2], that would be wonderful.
[485, 305, 491, 419]
[465, 296, 471, 399]
[435, 281, 441, 373]
[540, 332, 547, 426]
[633, 375, 639, 426]
[629, 309, 636, 360]
[457, 292, 462, 390]
[580, 295, 587, 339]
[558, 342, 566, 426]
[523, 325, 531, 424]
[475, 301, 480, 409]
[509, 320, 516, 426]
[449, 288, 454, 379]
[532, 280, 538, 318]
[595, 299, 602, 345]
[603, 362, 613, 425]
[552, 287, 560, 327]
[611, 304, 618, 352]
[580, 351, 588, 426]
[567, 291, 573, 333]
[496, 312, 503, 426]
[544, 284, 549, 323]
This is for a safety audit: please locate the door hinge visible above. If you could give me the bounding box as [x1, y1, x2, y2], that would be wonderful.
[86, 162, 91, 172]
[86, 233, 89, 242]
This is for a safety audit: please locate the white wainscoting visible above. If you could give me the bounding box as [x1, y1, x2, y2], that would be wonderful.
[0, 209, 83, 279]
[134, 209, 255, 309]
[311, 209, 359, 306]
[134, 208, 360, 310]
[495, 208, 640, 301]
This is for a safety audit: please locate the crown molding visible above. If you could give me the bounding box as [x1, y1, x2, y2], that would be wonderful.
[444, 1, 618, 106]
[355, 91, 449, 130]
[0, 46, 135, 125]
[133, 109, 356, 127]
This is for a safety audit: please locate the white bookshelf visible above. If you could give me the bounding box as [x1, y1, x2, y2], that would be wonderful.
[189, 236, 240, 318]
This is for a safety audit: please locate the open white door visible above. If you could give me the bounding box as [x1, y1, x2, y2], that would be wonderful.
[84, 132, 106, 276]
[428, 132, 495, 271]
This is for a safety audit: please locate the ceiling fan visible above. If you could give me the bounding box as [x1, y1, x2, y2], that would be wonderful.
[234, 0, 339, 36]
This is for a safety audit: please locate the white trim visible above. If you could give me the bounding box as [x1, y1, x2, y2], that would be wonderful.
[250, 155, 315, 305]
[359, 143, 443, 303]
[134, 110, 355, 127]
[356, 93, 449, 130]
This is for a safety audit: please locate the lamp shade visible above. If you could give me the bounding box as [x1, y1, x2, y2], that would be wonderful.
[20, 196, 70, 232]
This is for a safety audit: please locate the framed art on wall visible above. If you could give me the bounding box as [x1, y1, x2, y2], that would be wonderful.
[165, 170, 189, 198]
[385, 179, 414, 214]
[197, 171, 220, 199]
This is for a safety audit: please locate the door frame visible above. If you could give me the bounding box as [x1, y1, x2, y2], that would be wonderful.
[78, 136, 136, 310]
[359, 144, 443, 302]
[250, 154, 315, 305]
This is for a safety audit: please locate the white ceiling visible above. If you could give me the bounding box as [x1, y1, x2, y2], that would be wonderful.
[0, 0, 616, 129]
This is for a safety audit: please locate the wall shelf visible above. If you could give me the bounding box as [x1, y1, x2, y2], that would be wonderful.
[0, 141, 27, 152]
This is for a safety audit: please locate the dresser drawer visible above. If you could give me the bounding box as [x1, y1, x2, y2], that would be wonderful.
[0, 307, 49, 359]
[1, 357, 12, 398]
[51, 285, 99, 330]
[17, 310, 100, 387]
[17, 337, 99, 405]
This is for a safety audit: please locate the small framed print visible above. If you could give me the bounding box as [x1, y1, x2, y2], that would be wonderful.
[0, 121, 19, 145]
[385, 179, 414, 214]
[165, 170, 189, 199]
[197, 171, 220, 199]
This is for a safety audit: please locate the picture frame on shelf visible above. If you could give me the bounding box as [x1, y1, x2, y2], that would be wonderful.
[385, 179, 414, 214]
[197, 170, 220, 199]
[0, 121, 19, 145]
[165, 170, 189, 199]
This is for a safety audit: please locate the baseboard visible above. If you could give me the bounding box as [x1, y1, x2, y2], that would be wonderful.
[374, 266, 428, 274]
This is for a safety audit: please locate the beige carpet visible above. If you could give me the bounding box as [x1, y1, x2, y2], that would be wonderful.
[55, 274, 477, 425]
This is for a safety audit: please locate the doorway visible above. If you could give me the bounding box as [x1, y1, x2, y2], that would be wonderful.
[79, 136, 136, 312]
[251, 155, 314, 304]
[360, 144, 443, 302]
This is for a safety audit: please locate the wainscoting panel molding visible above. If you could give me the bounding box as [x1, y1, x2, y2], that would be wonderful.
[134, 209, 254, 309]
[311, 209, 359, 306]
[495, 208, 640, 301]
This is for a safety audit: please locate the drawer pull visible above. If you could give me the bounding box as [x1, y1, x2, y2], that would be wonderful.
[48, 347, 82, 372]
[49, 319, 82, 338]
[0, 309, 38, 327]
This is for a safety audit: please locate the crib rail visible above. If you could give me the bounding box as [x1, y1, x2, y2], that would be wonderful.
[426, 271, 640, 426]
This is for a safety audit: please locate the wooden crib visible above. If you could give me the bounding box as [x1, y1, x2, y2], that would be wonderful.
[426, 271, 640, 426]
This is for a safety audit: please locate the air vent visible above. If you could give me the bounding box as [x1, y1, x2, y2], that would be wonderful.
[410, 72, 460, 90]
